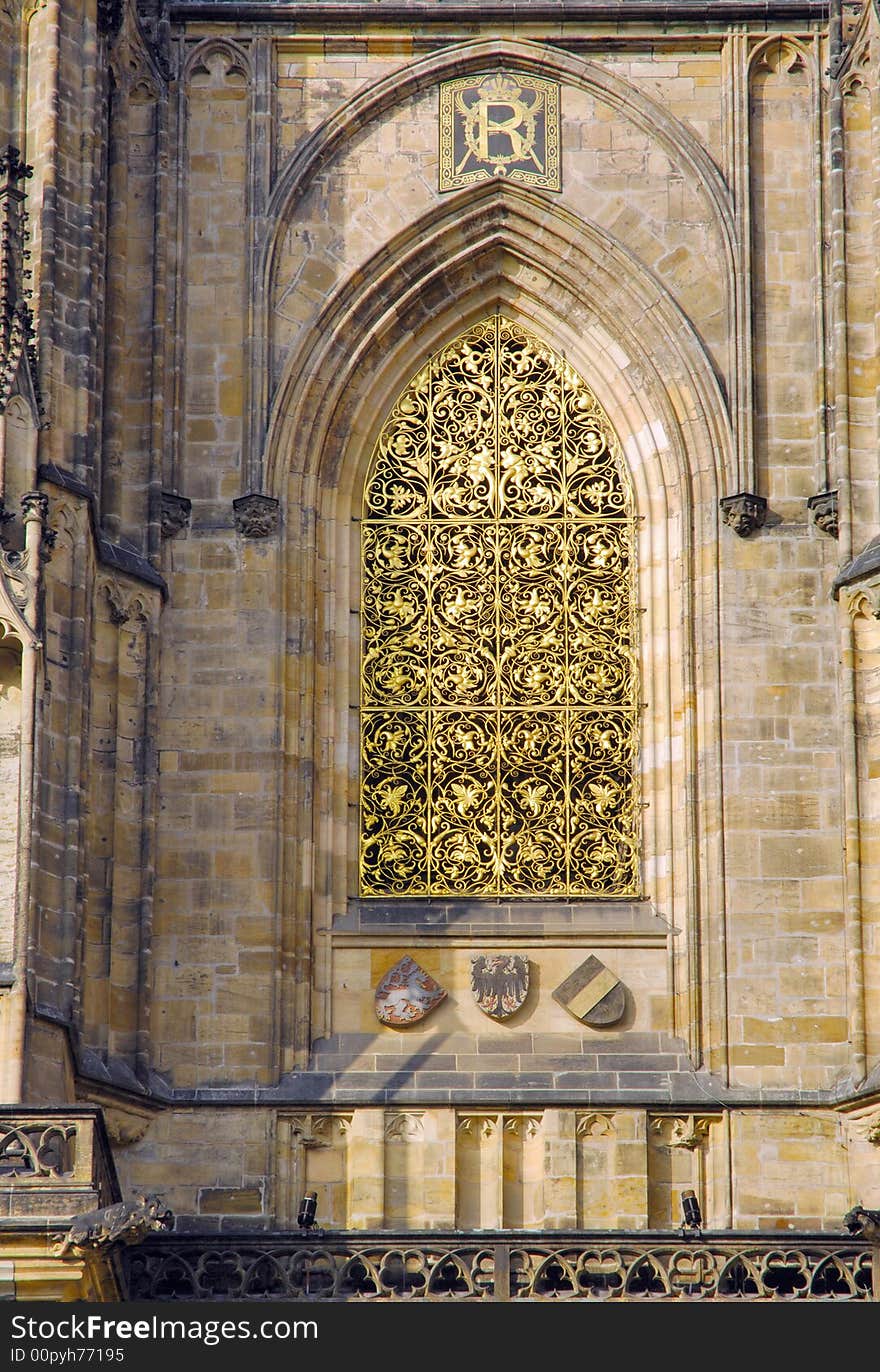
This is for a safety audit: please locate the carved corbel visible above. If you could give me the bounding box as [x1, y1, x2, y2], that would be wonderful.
[160, 492, 191, 540]
[384, 1112, 424, 1141]
[102, 1107, 155, 1149]
[503, 1114, 542, 1139]
[720, 492, 767, 538]
[457, 1114, 499, 1139]
[807, 489, 838, 538]
[575, 1111, 616, 1138]
[233, 493, 280, 538]
[288, 1112, 352, 1148]
[850, 1110, 880, 1146]
[650, 1114, 714, 1150]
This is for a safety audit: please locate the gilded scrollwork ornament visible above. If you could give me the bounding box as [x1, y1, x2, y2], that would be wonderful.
[360, 316, 640, 898]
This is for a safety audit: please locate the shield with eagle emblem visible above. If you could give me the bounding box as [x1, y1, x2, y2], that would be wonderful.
[471, 954, 529, 1020]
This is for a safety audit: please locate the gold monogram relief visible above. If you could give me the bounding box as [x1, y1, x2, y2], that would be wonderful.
[360, 316, 639, 897]
[439, 73, 561, 192]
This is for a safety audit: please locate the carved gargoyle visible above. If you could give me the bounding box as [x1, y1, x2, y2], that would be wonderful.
[843, 1204, 880, 1242]
[53, 1193, 173, 1258]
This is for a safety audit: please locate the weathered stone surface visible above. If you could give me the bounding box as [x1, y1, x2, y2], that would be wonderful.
[1, 0, 878, 1265]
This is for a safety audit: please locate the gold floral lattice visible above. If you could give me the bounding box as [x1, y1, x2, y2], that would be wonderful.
[360, 315, 639, 897]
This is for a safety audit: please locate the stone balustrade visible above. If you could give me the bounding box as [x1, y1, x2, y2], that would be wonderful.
[122, 1231, 878, 1302]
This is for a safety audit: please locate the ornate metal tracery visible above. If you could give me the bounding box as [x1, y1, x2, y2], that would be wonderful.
[360, 316, 639, 897]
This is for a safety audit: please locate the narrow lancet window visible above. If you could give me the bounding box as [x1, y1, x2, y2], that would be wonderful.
[360, 316, 639, 897]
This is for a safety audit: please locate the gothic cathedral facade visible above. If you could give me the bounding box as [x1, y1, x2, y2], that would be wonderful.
[2, 0, 880, 1302]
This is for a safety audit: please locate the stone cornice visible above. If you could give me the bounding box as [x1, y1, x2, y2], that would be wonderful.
[167, 1, 831, 27]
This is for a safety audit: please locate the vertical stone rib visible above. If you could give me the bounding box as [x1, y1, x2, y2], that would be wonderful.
[725, 27, 755, 493]
[829, 0, 867, 1087]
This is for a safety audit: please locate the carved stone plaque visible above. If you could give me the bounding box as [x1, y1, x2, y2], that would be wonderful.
[552, 955, 626, 1027]
[439, 73, 561, 192]
[374, 955, 447, 1026]
[471, 954, 529, 1019]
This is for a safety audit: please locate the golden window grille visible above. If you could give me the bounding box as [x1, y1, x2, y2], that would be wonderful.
[360, 316, 640, 897]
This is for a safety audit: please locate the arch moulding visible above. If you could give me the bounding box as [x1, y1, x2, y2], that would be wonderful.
[267, 184, 733, 1079]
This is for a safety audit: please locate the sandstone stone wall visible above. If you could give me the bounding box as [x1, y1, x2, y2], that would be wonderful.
[1, 0, 879, 1239]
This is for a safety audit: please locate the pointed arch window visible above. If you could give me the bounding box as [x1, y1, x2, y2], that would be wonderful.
[360, 316, 639, 897]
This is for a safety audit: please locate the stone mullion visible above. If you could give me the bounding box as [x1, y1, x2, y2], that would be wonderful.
[311, 509, 339, 1049]
[348, 1109, 383, 1230]
[101, 74, 130, 544]
[80, 591, 119, 1057]
[842, 74, 876, 542]
[70, 4, 103, 469]
[0, 642, 21, 968]
[483, 1116, 503, 1231]
[100, 593, 157, 1074]
[166, 37, 188, 496]
[280, 491, 319, 1066]
[542, 1109, 577, 1229]
[146, 51, 170, 563]
[23, 0, 61, 445]
[812, 29, 833, 496]
[723, 27, 756, 494]
[828, 8, 853, 564]
[107, 609, 137, 1061]
[872, 34, 880, 490]
[30, 507, 89, 1032]
[492, 316, 500, 891]
[707, 24, 755, 1087]
[244, 35, 272, 495]
[133, 602, 159, 1081]
[119, 84, 161, 552]
[832, 27, 869, 1083]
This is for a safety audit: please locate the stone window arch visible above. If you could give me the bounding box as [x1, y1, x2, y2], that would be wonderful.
[359, 315, 640, 898]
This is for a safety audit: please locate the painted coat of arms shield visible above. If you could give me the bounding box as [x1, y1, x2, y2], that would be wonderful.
[375, 955, 447, 1026]
[471, 954, 529, 1020]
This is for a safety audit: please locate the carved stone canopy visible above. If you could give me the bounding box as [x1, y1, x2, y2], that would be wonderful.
[832, 532, 880, 608]
[720, 491, 768, 538]
[233, 492, 280, 538]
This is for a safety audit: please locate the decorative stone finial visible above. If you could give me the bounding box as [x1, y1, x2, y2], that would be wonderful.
[720, 491, 767, 537]
[96, 0, 124, 37]
[0, 147, 32, 188]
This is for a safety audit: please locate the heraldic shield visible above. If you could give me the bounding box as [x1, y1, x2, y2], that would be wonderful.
[471, 954, 529, 1020]
[375, 955, 447, 1026]
[552, 955, 626, 1027]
